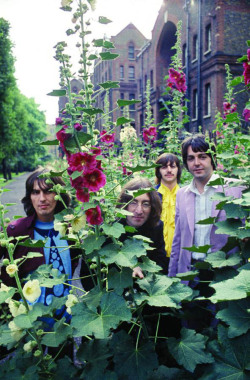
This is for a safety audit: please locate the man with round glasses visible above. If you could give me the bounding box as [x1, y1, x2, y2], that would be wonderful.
[117, 177, 168, 278]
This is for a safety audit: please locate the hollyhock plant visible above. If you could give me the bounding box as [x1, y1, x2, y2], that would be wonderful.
[243, 49, 250, 85]
[143, 126, 157, 144]
[86, 205, 103, 225]
[74, 122, 83, 131]
[243, 108, 250, 122]
[76, 188, 90, 203]
[167, 68, 187, 93]
[100, 130, 115, 145]
[68, 152, 97, 172]
[90, 146, 102, 156]
[82, 168, 106, 192]
[55, 117, 63, 125]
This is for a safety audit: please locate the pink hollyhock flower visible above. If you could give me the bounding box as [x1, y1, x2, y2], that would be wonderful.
[56, 125, 70, 143]
[74, 123, 83, 131]
[56, 117, 63, 125]
[76, 188, 90, 203]
[167, 68, 187, 93]
[82, 169, 106, 192]
[243, 108, 250, 122]
[86, 205, 103, 225]
[243, 62, 250, 85]
[70, 175, 84, 190]
[143, 126, 157, 144]
[100, 130, 115, 145]
[223, 102, 231, 112]
[216, 131, 224, 138]
[217, 163, 224, 170]
[68, 152, 97, 172]
[90, 146, 102, 156]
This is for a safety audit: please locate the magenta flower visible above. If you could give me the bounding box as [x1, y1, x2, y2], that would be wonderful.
[243, 108, 250, 122]
[243, 62, 250, 86]
[82, 169, 106, 192]
[167, 68, 187, 93]
[74, 123, 83, 131]
[100, 130, 115, 145]
[143, 126, 157, 144]
[76, 188, 90, 203]
[90, 146, 102, 156]
[68, 152, 97, 172]
[56, 125, 70, 143]
[86, 205, 103, 225]
[55, 117, 63, 125]
[70, 175, 84, 190]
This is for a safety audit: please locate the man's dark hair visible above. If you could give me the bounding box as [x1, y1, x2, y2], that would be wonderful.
[155, 153, 182, 185]
[117, 177, 162, 228]
[22, 167, 70, 216]
[182, 134, 216, 170]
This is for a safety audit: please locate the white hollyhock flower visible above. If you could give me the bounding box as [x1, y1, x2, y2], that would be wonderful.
[6, 264, 18, 277]
[8, 321, 23, 342]
[8, 299, 27, 317]
[23, 340, 37, 353]
[23, 280, 41, 303]
[65, 294, 78, 314]
[71, 215, 86, 232]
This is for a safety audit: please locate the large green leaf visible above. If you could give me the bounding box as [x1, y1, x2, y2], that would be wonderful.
[100, 52, 119, 61]
[117, 99, 141, 107]
[107, 267, 133, 295]
[210, 269, 250, 302]
[167, 328, 214, 372]
[18, 238, 45, 247]
[135, 274, 192, 308]
[71, 292, 131, 338]
[77, 339, 111, 379]
[102, 222, 125, 239]
[98, 16, 112, 24]
[116, 116, 132, 126]
[147, 365, 188, 380]
[28, 264, 68, 288]
[14, 303, 48, 329]
[215, 219, 242, 237]
[100, 239, 147, 267]
[41, 318, 72, 347]
[83, 235, 106, 255]
[39, 139, 59, 146]
[99, 81, 120, 89]
[203, 326, 250, 379]
[93, 39, 115, 49]
[183, 244, 211, 253]
[205, 251, 242, 268]
[223, 203, 248, 219]
[82, 107, 104, 115]
[0, 287, 16, 304]
[139, 256, 163, 273]
[111, 331, 158, 379]
[123, 163, 159, 174]
[216, 299, 250, 338]
[47, 89, 66, 96]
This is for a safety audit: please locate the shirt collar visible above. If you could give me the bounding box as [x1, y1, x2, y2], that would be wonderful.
[187, 173, 219, 194]
[158, 182, 179, 195]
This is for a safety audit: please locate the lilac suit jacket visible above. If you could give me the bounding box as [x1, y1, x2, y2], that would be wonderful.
[168, 183, 243, 277]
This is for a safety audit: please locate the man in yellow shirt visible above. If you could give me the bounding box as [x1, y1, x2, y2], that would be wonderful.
[155, 153, 182, 257]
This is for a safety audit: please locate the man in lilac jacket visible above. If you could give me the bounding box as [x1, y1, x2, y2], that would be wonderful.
[168, 134, 243, 278]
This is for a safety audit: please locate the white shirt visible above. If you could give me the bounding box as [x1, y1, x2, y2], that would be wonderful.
[188, 174, 219, 260]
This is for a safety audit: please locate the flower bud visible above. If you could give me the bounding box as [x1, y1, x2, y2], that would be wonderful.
[34, 350, 42, 357]
[4, 218, 10, 223]
[2, 258, 10, 266]
[6, 264, 18, 277]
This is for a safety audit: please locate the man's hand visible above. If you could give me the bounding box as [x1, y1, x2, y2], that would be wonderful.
[132, 266, 144, 279]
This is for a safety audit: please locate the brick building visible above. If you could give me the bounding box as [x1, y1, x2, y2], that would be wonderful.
[92, 0, 250, 135]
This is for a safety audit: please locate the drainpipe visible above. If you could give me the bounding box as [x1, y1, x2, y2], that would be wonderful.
[197, 0, 202, 130]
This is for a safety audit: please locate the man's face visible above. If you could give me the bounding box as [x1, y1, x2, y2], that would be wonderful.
[126, 193, 151, 228]
[186, 146, 214, 184]
[159, 161, 178, 187]
[30, 180, 57, 222]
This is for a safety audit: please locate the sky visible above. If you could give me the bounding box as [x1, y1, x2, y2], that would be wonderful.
[1, 0, 163, 124]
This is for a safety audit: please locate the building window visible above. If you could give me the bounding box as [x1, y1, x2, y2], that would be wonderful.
[182, 43, 187, 67]
[205, 24, 211, 52]
[193, 35, 198, 61]
[129, 93, 135, 110]
[128, 44, 135, 59]
[205, 83, 211, 116]
[150, 70, 153, 87]
[128, 66, 135, 80]
[120, 92, 124, 114]
[193, 89, 198, 120]
[120, 65, 124, 80]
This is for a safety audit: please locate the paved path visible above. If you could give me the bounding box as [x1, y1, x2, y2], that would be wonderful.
[0, 172, 31, 220]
